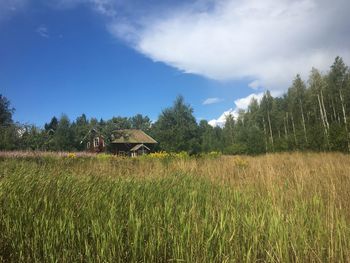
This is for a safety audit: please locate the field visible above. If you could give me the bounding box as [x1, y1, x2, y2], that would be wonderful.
[0, 152, 350, 262]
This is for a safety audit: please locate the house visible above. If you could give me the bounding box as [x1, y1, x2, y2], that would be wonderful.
[110, 129, 157, 156]
[87, 134, 105, 153]
[82, 128, 106, 153]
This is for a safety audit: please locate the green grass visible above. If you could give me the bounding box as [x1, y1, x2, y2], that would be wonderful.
[0, 155, 349, 262]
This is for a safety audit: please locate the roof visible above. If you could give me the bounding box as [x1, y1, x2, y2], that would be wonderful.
[130, 144, 151, 152]
[111, 129, 157, 144]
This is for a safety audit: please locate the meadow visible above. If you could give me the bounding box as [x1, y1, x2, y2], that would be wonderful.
[0, 152, 349, 262]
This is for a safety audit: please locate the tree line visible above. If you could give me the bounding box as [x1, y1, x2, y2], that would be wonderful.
[1, 56, 349, 154]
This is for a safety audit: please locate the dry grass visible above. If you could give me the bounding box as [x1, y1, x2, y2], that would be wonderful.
[0, 152, 349, 262]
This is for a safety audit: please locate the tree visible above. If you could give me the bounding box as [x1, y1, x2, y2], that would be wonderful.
[53, 115, 75, 151]
[260, 91, 275, 151]
[246, 125, 265, 154]
[0, 94, 14, 126]
[288, 75, 308, 148]
[328, 56, 350, 151]
[0, 95, 17, 150]
[307, 68, 329, 150]
[44, 116, 58, 132]
[222, 114, 235, 146]
[20, 125, 46, 150]
[129, 114, 152, 131]
[152, 96, 200, 154]
[72, 114, 90, 151]
[198, 120, 223, 152]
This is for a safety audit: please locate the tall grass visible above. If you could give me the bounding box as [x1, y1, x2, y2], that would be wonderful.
[0, 153, 349, 262]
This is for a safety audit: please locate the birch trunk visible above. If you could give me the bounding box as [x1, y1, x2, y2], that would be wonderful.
[318, 94, 330, 149]
[291, 113, 297, 147]
[339, 90, 350, 152]
[267, 111, 274, 151]
[320, 89, 330, 131]
[284, 116, 288, 140]
[263, 117, 268, 152]
[299, 98, 308, 145]
[331, 97, 337, 123]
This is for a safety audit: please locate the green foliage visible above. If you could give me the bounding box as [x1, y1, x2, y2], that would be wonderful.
[246, 125, 265, 154]
[52, 115, 75, 151]
[224, 143, 247, 155]
[0, 125, 19, 150]
[152, 96, 200, 154]
[0, 95, 17, 150]
[129, 114, 151, 131]
[0, 95, 14, 126]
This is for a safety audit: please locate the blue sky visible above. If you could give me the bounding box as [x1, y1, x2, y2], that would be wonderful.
[1, 0, 349, 126]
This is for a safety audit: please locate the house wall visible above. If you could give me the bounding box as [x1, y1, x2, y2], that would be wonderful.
[112, 143, 136, 156]
[86, 135, 105, 153]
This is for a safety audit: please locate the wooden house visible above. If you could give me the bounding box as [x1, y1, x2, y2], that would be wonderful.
[82, 128, 106, 153]
[110, 129, 157, 156]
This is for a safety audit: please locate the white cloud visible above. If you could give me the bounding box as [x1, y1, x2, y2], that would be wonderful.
[234, 92, 263, 110]
[209, 92, 263, 126]
[36, 25, 49, 38]
[202, 97, 223, 105]
[110, 0, 350, 92]
[208, 108, 237, 127]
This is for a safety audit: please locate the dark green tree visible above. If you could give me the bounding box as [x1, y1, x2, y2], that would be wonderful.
[152, 96, 200, 154]
[0, 95, 18, 150]
[44, 116, 58, 132]
[53, 115, 75, 151]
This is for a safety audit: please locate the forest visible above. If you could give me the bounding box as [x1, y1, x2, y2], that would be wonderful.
[1, 56, 349, 154]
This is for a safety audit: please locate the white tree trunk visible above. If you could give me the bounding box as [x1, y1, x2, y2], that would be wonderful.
[318, 94, 330, 149]
[284, 115, 288, 140]
[299, 99, 308, 145]
[263, 117, 268, 152]
[291, 113, 297, 147]
[340, 90, 350, 152]
[267, 111, 274, 151]
[321, 89, 330, 131]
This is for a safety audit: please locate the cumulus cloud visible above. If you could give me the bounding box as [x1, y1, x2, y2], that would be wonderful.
[209, 92, 263, 127]
[3, 0, 350, 92]
[208, 108, 236, 127]
[234, 92, 263, 110]
[202, 97, 223, 105]
[110, 0, 350, 92]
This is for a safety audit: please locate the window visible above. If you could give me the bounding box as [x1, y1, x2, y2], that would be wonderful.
[94, 137, 99, 147]
[87, 142, 90, 149]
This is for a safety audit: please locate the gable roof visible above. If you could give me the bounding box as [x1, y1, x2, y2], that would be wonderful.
[111, 129, 157, 144]
[130, 144, 151, 152]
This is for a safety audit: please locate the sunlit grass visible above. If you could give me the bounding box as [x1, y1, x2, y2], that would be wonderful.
[0, 153, 349, 262]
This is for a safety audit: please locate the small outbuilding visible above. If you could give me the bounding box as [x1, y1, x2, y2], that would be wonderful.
[111, 129, 157, 156]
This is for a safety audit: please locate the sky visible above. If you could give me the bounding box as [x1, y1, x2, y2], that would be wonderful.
[1, 0, 349, 127]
